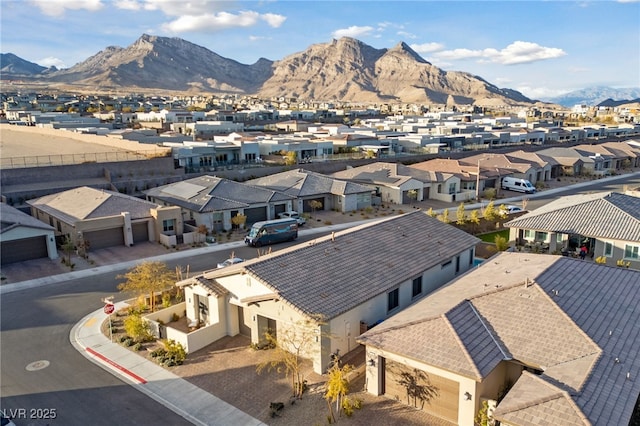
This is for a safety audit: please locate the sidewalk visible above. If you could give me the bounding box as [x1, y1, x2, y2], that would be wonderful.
[71, 300, 266, 426]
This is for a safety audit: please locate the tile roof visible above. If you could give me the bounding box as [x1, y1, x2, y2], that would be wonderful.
[331, 162, 432, 186]
[192, 276, 229, 298]
[0, 202, 55, 233]
[144, 175, 294, 212]
[494, 372, 590, 426]
[246, 169, 373, 197]
[505, 192, 640, 242]
[27, 186, 159, 223]
[357, 252, 640, 426]
[241, 211, 479, 319]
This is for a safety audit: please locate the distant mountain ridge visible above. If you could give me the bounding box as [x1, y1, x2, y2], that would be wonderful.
[1, 34, 532, 105]
[544, 86, 640, 107]
[1, 53, 55, 75]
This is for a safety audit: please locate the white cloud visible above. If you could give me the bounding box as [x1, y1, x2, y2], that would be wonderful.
[332, 26, 374, 39]
[515, 85, 571, 99]
[115, 0, 141, 10]
[38, 56, 66, 69]
[142, 0, 224, 15]
[29, 0, 103, 17]
[433, 41, 566, 65]
[162, 10, 286, 33]
[249, 35, 266, 41]
[261, 13, 286, 28]
[397, 31, 417, 40]
[410, 42, 445, 54]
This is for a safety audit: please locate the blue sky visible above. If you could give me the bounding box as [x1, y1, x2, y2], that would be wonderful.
[1, 0, 639, 99]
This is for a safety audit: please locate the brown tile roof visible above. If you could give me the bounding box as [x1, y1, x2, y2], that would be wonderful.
[358, 252, 640, 426]
[493, 372, 590, 426]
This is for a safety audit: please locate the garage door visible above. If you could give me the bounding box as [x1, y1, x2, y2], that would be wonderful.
[84, 228, 125, 250]
[132, 222, 149, 243]
[1, 236, 48, 264]
[384, 360, 459, 423]
[244, 206, 267, 225]
[274, 204, 287, 216]
[303, 197, 325, 213]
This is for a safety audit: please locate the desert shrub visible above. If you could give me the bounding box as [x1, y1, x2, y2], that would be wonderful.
[124, 314, 153, 342]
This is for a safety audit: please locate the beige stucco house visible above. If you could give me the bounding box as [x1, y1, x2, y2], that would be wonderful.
[27, 186, 181, 250]
[358, 252, 640, 425]
[163, 211, 480, 373]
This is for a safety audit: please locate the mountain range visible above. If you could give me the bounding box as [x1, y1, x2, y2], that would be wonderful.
[544, 86, 640, 107]
[0, 34, 566, 106]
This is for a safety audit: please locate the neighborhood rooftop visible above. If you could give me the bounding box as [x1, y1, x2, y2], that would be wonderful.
[358, 252, 640, 426]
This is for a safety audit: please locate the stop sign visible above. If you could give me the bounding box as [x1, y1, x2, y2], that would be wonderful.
[104, 303, 115, 315]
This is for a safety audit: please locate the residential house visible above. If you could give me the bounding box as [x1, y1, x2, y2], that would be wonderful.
[505, 191, 640, 269]
[464, 152, 547, 187]
[536, 147, 599, 176]
[169, 212, 480, 372]
[246, 169, 373, 213]
[331, 162, 432, 204]
[407, 159, 480, 202]
[27, 186, 181, 251]
[0, 203, 58, 264]
[144, 176, 296, 232]
[357, 252, 640, 425]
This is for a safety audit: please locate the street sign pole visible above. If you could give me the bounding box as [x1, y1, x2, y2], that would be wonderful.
[102, 296, 115, 342]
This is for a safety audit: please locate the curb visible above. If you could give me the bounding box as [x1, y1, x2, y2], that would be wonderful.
[69, 302, 210, 426]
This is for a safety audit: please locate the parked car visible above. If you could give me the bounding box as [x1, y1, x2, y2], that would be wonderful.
[499, 205, 524, 216]
[277, 211, 306, 226]
[217, 257, 244, 268]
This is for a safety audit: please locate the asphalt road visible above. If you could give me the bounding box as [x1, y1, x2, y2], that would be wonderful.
[1, 175, 638, 425]
[0, 233, 324, 426]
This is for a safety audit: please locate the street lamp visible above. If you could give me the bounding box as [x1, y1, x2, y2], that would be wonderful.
[475, 159, 481, 201]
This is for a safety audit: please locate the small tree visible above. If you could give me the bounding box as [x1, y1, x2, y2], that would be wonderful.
[406, 189, 418, 205]
[308, 200, 323, 216]
[124, 313, 153, 342]
[61, 234, 75, 266]
[325, 363, 353, 422]
[437, 208, 450, 224]
[256, 317, 324, 399]
[196, 224, 208, 243]
[483, 200, 498, 221]
[284, 151, 298, 165]
[426, 207, 437, 218]
[494, 235, 509, 251]
[117, 261, 176, 312]
[483, 187, 496, 200]
[231, 213, 247, 230]
[456, 203, 466, 225]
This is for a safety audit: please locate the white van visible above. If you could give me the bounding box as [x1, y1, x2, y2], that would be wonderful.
[501, 177, 536, 194]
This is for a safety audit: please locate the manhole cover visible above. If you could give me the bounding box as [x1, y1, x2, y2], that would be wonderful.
[26, 360, 50, 371]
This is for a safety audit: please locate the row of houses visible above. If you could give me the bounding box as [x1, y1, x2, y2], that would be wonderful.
[2, 139, 639, 264]
[153, 191, 640, 425]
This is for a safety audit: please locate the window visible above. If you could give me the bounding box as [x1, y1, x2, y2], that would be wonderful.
[163, 219, 175, 232]
[412, 277, 422, 298]
[524, 230, 534, 239]
[604, 242, 613, 257]
[387, 288, 399, 312]
[624, 244, 639, 260]
[535, 231, 548, 241]
[469, 248, 474, 265]
[456, 256, 461, 273]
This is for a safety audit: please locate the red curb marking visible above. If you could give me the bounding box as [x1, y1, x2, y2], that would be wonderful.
[86, 347, 147, 384]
